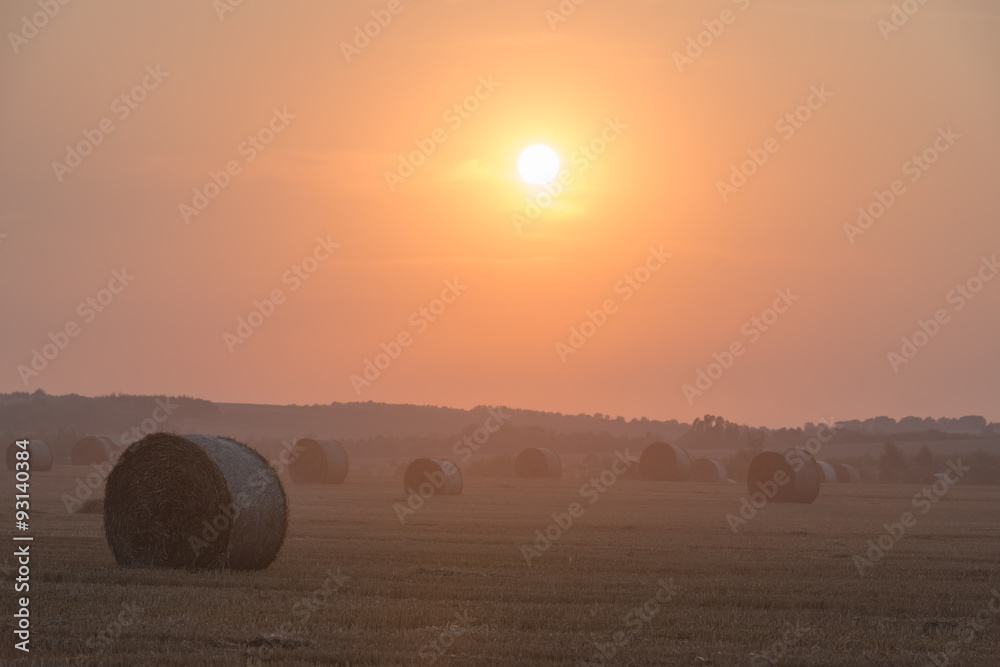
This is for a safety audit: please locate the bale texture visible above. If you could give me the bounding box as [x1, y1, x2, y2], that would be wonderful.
[403, 458, 463, 496]
[72, 435, 117, 465]
[815, 460, 838, 483]
[6, 439, 54, 472]
[514, 447, 562, 478]
[689, 458, 727, 483]
[289, 438, 349, 484]
[746, 449, 821, 504]
[833, 463, 861, 483]
[639, 442, 691, 481]
[104, 433, 287, 570]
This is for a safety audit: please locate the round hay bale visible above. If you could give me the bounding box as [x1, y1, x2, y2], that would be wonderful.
[689, 458, 727, 483]
[288, 438, 349, 484]
[815, 460, 838, 483]
[104, 433, 288, 570]
[72, 435, 117, 465]
[833, 463, 861, 483]
[514, 447, 561, 478]
[403, 458, 463, 496]
[6, 439, 54, 472]
[639, 442, 691, 481]
[746, 449, 821, 504]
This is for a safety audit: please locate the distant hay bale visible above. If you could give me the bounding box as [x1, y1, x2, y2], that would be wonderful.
[639, 442, 691, 481]
[514, 447, 561, 478]
[689, 458, 727, 483]
[403, 458, 463, 496]
[78, 498, 104, 514]
[921, 472, 949, 485]
[6, 439, 53, 472]
[833, 463, 861, 483]
[104, 433, 288, 570]
[72, 435, 117, 465]
[815, 460, 838, 483]
[288, 438, 349, 484]
[746, 449, 821, 504]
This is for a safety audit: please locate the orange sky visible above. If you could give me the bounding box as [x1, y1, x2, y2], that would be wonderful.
[1, 0, 998, 427]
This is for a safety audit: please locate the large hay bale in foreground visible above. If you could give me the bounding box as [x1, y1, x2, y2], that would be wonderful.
[833, 463, 861, 483]
[639, 442, 691, 481]
[815, 460, 838, 483]
[289, 438, 349, 484]
[104, 433, 287, 570]
[403, 458, 463, 496]
[746, 449, 821, 504]
[6, 439, 54, 472]
[72, 435, 117, 465]
[514, 447, 561, 478]
[689, 458, 727, 483]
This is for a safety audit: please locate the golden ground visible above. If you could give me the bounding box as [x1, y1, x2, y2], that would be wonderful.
[1, 464, 998, 666]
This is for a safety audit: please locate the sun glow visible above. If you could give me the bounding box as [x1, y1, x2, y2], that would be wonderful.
[518, 144, 560, 185]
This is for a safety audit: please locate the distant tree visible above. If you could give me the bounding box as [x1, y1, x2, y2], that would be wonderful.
[957, 415, 987, 433]
[913, 444, 936, 472]
[878, 439, 907, 483]
[898, 416, 935, 432]
[870, 416, 898, 433]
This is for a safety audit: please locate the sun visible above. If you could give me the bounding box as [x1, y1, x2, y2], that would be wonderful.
[518, 144, 560, 185]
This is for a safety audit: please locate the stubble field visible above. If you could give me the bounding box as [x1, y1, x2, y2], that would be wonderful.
[2, 464, 998, 666]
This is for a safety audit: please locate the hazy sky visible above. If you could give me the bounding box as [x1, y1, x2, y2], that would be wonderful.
[1, 0, 998, 427]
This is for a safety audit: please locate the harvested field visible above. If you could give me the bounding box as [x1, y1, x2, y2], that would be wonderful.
[1, 466, 998, 665]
